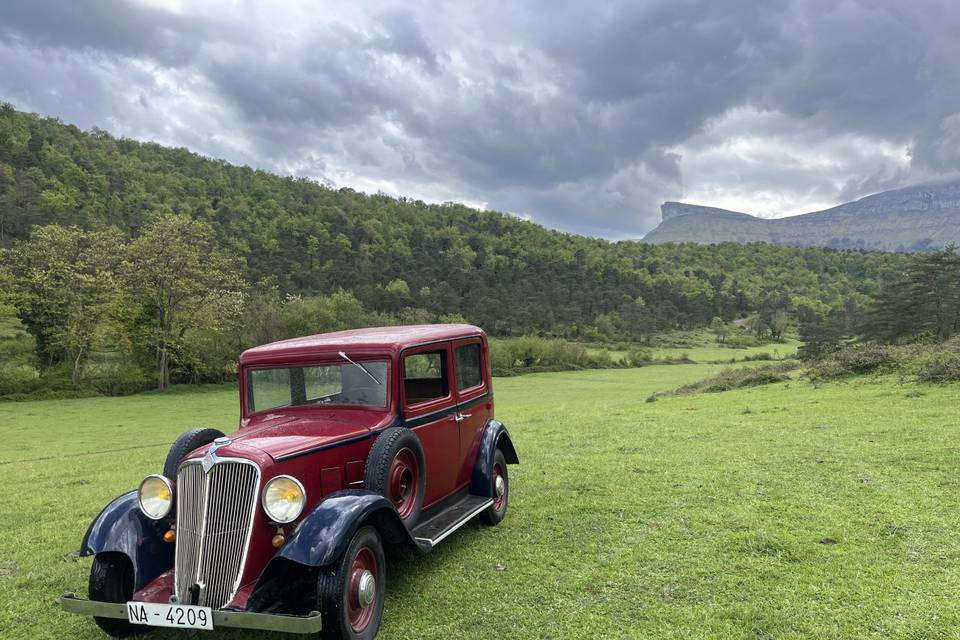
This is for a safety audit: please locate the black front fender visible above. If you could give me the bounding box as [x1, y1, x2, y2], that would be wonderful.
[469, 420, 519, 497]
[273, 490, 418, 568]
[80, 491, 173, 590]
[248, 490, 418, 612]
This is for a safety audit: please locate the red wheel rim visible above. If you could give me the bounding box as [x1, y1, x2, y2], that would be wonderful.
[346, 546, 378, 632]
[492, 463, 507, 512]
[388, 448, 419, 519]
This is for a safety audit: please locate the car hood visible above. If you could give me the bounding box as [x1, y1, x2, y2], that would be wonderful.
[215, 414, 384, 461]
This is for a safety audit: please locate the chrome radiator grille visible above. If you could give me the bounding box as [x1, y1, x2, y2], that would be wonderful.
[175, 459, 260, 609]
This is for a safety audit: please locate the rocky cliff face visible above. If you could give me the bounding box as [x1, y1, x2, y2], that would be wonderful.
[643, 180, 960, 252]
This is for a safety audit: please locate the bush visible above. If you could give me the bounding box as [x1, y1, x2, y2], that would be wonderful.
[490, 336, 622, 375]
[82, 361, 154, 396]
[725, 335, 761, 348]
[806, 343, 898, 381]
[0, 364, 43, 396]
[912, 351, 960, 383]
[670, 363, 798, 395]
[623, 347, 654, 367]
[805, 337, 960, 384]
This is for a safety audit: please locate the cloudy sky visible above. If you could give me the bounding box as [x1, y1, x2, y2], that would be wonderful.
[2, 0, 960, 238]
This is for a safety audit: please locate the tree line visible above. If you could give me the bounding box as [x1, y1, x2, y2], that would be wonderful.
[799, 246, 960, 358]
[0, 104, 913, 394]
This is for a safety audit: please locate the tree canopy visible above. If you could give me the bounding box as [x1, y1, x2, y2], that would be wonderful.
[0, 104, 913, 393]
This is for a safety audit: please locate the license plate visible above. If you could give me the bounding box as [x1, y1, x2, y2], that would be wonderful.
[127, 602, 214, 630]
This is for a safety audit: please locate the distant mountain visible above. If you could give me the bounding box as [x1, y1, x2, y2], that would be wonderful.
[642, 181, 960, 251]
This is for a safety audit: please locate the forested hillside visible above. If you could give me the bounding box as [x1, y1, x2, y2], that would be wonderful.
[0, 105, 910, 392]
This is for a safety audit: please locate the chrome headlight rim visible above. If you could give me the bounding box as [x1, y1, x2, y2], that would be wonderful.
[138, 474, 174, 520]
[261, 474, 307, 524]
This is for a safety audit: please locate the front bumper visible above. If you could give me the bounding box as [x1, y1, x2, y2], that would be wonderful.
[59, 593, 323, 634]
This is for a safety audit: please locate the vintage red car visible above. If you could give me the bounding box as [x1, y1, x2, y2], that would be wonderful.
[60, 324, 518, 639]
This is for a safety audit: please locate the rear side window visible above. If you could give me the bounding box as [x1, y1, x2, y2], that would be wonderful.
[403, 351, 448, 405]
[455, 343, 483, 391]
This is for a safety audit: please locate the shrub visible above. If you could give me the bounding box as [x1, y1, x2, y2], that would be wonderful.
[623, 347, 654, 367]
[490, 336, 595, 375]
[669, 362, 798, 395]
[725, 335, 761, 349]
[912, 351, 960, 383]
[806, 343, 899, 381]
[0, 364, 43, 396]
[82, 361, 154, 396]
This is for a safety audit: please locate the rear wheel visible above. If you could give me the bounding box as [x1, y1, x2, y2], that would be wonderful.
[480, 449, 509, 526]
[364, 428, 425, 528]
[89, 554, 150, 638]
[316, 526, 386, 640]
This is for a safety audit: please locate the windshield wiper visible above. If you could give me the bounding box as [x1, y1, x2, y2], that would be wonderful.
[338, 351, 382, 385]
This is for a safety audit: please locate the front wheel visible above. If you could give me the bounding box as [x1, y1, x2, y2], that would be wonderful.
[479, 448, 509, 526]
[89, 554, 151, 638]
[316, 526, 386, 640]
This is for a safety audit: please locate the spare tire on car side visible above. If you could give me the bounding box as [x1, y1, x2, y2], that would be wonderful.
[163, 428, 226, 480]
[364, 427, 426, 528]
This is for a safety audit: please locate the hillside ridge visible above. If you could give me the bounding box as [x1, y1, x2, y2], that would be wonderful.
[645, 180, 960, 251]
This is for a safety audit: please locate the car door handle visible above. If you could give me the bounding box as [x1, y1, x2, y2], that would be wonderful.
[454, 413, 471, 423]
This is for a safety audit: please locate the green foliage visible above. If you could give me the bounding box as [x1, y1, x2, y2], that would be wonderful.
[709, 316, 728, 343]
[124, 213, 244, 389]
[724, 334, 762, 348]
[861, 246, 960, 343]
[489, 336, 624, 375]
[912, 349, 960, 383]
[622, 346, 654, 366]
[0, 105, 913, 394]
[805, 338, 960, 384]
[669, 362, 798, 395]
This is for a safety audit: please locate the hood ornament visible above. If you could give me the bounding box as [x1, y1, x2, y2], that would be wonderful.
[201, 437, 231, 474]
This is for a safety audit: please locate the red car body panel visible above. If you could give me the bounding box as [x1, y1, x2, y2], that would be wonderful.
[133, 324, 496, 607]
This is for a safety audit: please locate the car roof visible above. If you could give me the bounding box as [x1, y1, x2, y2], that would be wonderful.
[239, 324, 484, 365]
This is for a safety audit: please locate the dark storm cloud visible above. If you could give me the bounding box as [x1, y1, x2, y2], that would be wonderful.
[0, 0, 219, 66]
[1, 0, 959, 237]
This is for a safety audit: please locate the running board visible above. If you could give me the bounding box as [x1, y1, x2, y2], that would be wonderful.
[411, 495, 493, 548]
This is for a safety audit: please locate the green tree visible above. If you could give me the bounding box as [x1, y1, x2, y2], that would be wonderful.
[769, 310, 790, 341]
[124, 214, 243, 389]
[709, 316, 728, 343]
[7, 225, 124, 383]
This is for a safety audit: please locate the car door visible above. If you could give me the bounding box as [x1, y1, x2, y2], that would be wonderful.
[452, 337, 492, 490]
[400, 344, 460, 507]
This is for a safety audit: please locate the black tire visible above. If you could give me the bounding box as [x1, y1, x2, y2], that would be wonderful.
[479, 448, 509, 526]
[89, 554, 151, 638]
[364, 427, 425, 528]
[162, 428, 225, 480]
[316, 526, 386, 640]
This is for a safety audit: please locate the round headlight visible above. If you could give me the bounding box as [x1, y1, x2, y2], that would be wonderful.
[138, 474, 174, 520]
[262, 475, 306, 524]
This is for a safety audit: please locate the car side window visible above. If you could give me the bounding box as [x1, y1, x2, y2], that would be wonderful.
[455, 343, 483, 391]
[404, 351, 448, 405]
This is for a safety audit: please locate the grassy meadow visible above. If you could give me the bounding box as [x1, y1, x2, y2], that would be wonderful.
[1, 362, 959, 639]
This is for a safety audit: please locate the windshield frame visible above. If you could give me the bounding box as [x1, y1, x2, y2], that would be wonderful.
[242, 358, 393, 417]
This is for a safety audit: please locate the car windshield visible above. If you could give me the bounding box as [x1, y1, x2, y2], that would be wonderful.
[247, 361, 389, 413]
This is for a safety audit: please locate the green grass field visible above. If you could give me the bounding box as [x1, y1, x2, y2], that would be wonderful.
[2, 363, 959, 639]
